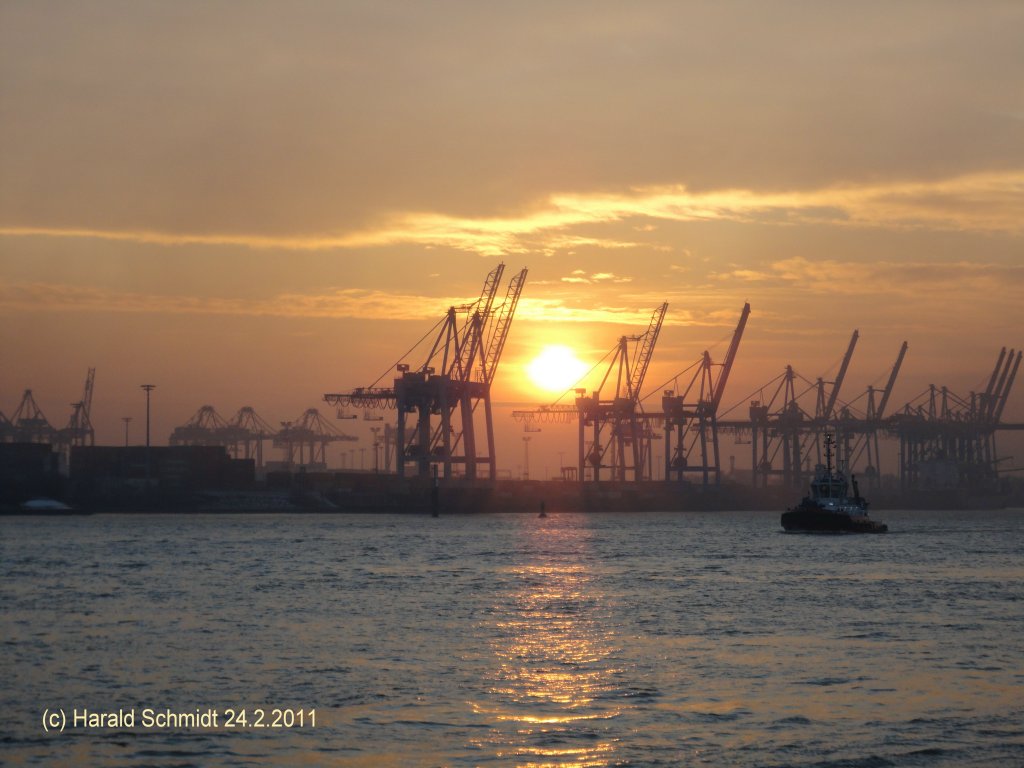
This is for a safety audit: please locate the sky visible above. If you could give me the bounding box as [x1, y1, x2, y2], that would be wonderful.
[2, 1, 1022, 475]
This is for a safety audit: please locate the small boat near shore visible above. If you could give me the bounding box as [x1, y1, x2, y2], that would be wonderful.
[781, 434, 887, 534]
[2, 498, 88, 516]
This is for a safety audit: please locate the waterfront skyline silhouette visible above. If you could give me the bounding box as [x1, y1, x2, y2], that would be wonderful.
[2, 2, 1022, 475]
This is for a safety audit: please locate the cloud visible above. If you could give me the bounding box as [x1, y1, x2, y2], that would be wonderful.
[0, 282, 467, 321]
[9, 252, 1018, 329]
[0, 280, 658, 326]
[559, 269, 633, 285]
[3, 170, 1021, 258]
[0, 225, 360, 251]
[538, 234, 646, 254]
[709, 256, 1024, 297]
[516, 297, 656, 326]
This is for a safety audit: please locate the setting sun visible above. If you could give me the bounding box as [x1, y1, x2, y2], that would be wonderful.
[526, 345, 589, 394]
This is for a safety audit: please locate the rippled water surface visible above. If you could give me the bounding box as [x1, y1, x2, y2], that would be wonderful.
[3, 509, 1023, 766]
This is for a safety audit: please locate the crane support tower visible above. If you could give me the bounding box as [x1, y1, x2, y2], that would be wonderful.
[735, 331, 866, 489]
[325, 263, 528, 481]
[851, 340, 908, 489]
[226, 406, 278, 467]
[575, 303, 668, 482]
[662, 302, 750, 486]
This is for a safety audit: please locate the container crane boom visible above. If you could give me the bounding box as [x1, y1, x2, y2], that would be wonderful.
[992, 349, 1021, 424]
[628, 302, 668, 403]
[711, 302, 750, 412]
[824, 330, 858, 420]
[875, 341, 908, 420]
[481, 267, 527, 385]
[982, 347, 1007, 416]
[84, 368, 95, 410]
[455, 263, 504, 382]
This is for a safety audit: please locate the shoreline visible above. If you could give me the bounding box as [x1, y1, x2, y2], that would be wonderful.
[7, 478, 1020, 515]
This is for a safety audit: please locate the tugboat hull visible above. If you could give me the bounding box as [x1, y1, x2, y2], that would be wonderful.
[781, 508, 887, 534]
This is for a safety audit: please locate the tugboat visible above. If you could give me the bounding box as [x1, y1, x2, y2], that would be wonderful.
[781, 434, 887, 533]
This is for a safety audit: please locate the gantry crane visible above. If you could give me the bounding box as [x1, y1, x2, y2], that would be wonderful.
[662, 302, 749, 485]
[740, 330, 861, 489]
[576, 303, 668, 482]
[722, 336, 911, 490]
[513, 323, 1019, 496]
[848, 341, 908, 488]
[169, 405, 232, 447]
[169, 404, 351, 468]
[325, 263, 528, 480]
[225, 406, 278, 467]
[169, 404, 278, 466]
[9, 390, 55, 444]
[511, 303, 669, 482]
[889, 347, 1022, 492]
[273, 408, 358, 469]
[56, 368, 96, 451]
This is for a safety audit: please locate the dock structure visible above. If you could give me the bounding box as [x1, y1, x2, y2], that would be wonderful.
[515, 310, 1020, 495]
[889, 348, 1022, 493]
[4, 307, 1020, 498]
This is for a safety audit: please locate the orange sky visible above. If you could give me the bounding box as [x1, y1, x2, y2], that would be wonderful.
[2, 2, 1022, 473]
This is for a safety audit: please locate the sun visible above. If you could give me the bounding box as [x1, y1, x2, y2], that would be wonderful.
[526, 345, 589, 394]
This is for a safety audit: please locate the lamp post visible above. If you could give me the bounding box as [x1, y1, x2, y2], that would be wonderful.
[370, 427, 381, 472]
[141, 385, 155, 481]
[122, 416, 132, 447]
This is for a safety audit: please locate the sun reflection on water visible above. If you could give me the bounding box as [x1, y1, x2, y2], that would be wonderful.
[470, 519, 624, 767]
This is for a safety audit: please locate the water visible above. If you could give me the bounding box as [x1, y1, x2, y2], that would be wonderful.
[2, 509, 1023, 767]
